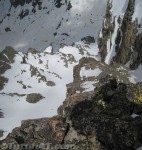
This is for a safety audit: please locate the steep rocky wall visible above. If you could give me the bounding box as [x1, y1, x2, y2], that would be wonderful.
[99, 0, 142, 69]
[98, 0, 115, 61]
[114, 0, 138, 64]
[130, 32, 142, 69]
[114, 0, 142, 69]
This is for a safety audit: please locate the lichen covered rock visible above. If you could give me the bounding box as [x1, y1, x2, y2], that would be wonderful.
[70, 79, 142, 150]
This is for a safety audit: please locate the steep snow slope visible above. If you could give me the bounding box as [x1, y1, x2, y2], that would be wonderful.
[0, 0, 107, 52]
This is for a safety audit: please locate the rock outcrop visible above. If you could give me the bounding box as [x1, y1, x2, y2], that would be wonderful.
[130, 33, 142, 69]
[98, 0, 142, 69]
[26, 93, 45, 103]
[98, 0, 115, 61]
[0, 76, 8, 91]
[1, 78, 142, 150]
[0, 47, 17, 74]
[114, 0, 137, 65]
[81, 36, 95, 44]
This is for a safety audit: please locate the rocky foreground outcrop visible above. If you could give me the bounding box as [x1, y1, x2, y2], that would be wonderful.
[1, 78, 142, 150]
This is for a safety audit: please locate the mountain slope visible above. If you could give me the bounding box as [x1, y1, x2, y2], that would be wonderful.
[0, 0, 107, 52]
[0, 42, 141, 140]
[1, 0, 142, 141]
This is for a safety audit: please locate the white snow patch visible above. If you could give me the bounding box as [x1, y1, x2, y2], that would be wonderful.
[111, 0, 128, 16]
[131, 113, 140, 119]
[43, 46, 53, 53]
[132, 0, 142, 22]
[81, 81, 98, 92]
[129, 65, 142, 83]
[132, 0, 142, 33]
[80, 67, 102, 78]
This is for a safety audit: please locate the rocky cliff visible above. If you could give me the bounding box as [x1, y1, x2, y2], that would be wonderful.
[98, 0, 142, 69]
[1, 78, 142, 150]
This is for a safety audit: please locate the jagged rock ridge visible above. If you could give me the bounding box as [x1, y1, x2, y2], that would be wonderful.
[98, 0, 142, 69]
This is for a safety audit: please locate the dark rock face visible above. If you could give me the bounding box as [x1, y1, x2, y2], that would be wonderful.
[10, 0, 26, 7]
[54, 0, 63, 8]
[130, 33, 142, 69]
[114, 0, 137, 65]
[10, 0, 42, 16]
[81, 36, 95, 44]
[27, 48, 38, 54]
[19, 9, 29, 20]
[0, 47, 17, 64]
[98, 0, 115, 61]
[0, 76, 8, 91]
[70, 79, 142, 150]
[0, 47, 17, 74]
[5, 27, 11, 32]
[67, 1, 72, 10]
[46, 81, 56, 87]
[10, 0, 41, 8]
[26, 93, 45, 103]
[98, 0, 142, 69]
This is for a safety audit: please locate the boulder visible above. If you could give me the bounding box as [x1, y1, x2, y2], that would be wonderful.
[46, 81, 55, 87]
[26, 93, 44, 103]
